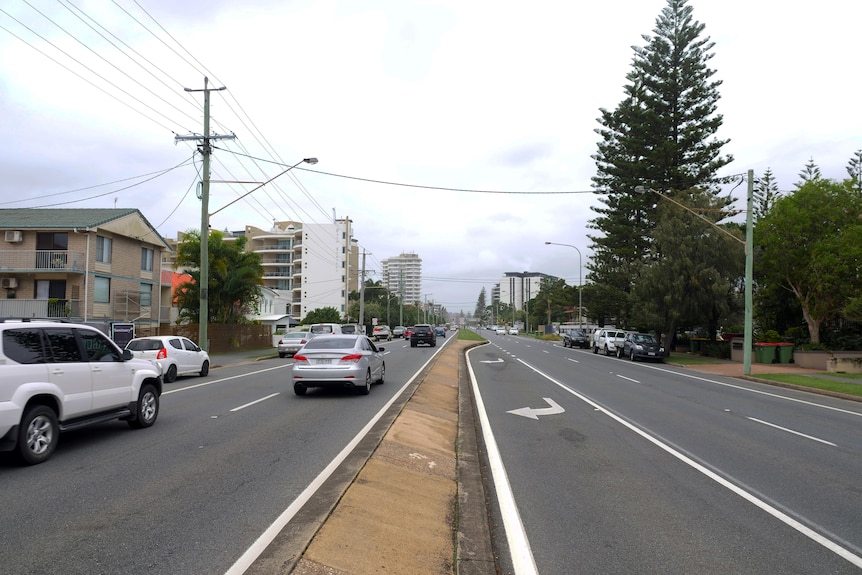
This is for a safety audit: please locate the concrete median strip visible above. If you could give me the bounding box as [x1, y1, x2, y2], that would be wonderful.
[290, 339, 495, 575]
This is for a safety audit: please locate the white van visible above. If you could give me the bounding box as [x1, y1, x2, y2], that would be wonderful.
[309, 323, 342, 335]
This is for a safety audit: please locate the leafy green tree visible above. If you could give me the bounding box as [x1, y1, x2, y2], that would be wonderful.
[174, 229, 263, 324]
[589, 0, 732, 326]
[754, 178, 862, 343]
[300, 307, 342, 325]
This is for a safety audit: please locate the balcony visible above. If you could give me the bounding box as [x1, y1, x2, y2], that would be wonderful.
[0, 250, 86, 273]
[0, 298, 82, 319]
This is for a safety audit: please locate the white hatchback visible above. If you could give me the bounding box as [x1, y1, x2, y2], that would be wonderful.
[125, 336, 210, 383]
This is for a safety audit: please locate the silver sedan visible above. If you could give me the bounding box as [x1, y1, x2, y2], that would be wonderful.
[291, 334, 385, 396]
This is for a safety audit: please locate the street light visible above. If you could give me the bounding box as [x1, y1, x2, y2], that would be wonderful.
[200, 156, 318, 350]
[635, 170, 754, 375]
[544, 241, 583, 330]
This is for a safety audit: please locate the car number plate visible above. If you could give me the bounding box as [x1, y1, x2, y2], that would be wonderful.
[316, 358, 332, 365]
[648, 352, 656, 356]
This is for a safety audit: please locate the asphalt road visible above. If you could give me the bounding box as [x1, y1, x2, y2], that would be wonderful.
[469, 332, 862, 575]
[0, 336, 452, 575]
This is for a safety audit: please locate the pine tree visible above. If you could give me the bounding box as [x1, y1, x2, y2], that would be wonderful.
[795, 157, 822, 187]
[846, 149, 862, 194]
[589, 0, 733, 325]
[753, 168, 780, 220]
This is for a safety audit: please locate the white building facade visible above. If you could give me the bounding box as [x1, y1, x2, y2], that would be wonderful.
[381, 252, 422, 305]
[497, 272, 552, 311]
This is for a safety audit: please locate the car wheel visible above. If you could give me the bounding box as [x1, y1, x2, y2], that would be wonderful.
[199, 360, 209, 377]
[630, 349, 636, 361]
[377, 363, 385, 384]
[279, 352, 286, 358]
[128, 384, 159, 429]
[359, 370, 371, 395]
[294, 383, 307, 396]
[164, 363, 178, 383]
[18, 405, 59, 465]
[592, 346, 598, 354]
[616, 347, 623, 358]
[411, 341, 416, 347]
[604, 345, 610, 356]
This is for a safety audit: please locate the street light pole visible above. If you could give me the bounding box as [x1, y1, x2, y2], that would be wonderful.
[544, 241, 583, 330]
[635, 172, 754, 375]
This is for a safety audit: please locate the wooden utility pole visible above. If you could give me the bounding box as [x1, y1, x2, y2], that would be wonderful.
[175, 77, 234, 350]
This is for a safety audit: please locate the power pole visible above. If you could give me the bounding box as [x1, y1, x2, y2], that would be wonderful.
[358, 248, 370, 332]
[176, 77, 235, 350]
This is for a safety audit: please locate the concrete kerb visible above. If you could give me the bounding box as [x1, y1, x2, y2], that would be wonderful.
[266, 338, 497, 575]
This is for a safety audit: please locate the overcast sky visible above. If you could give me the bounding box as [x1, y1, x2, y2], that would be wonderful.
[1, 0, 860, 315]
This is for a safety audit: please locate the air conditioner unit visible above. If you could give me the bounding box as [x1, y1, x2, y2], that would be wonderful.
[1, 278, 18, 288]
[5, 230, 22, 243]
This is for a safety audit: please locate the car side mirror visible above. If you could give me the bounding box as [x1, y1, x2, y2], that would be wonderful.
[122, 349, 133, 361]
[377, 346, 385, 352]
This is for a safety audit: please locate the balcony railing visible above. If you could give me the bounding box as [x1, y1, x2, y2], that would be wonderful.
[0, 299, 81, 319]
[0, 250, 86, 273]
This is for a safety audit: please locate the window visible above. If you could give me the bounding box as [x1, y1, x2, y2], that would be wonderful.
[94, 277, 110, 303]
[140, 283, 152, 306]
[3, 329, 47, 364]
[76, 329, 121, 362]
[96, 236, 112, 263]
[141, 247, 154, 272]
[44, 328, 83, 363]
[36, 232, 68, 251]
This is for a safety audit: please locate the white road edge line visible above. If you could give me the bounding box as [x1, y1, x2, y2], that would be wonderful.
[747, 417, 837, 446]
[223, 341, 450, 575]
[512, 357, 862, 569]
[467, 344, 539, 575]
[230, 393, 280, 412]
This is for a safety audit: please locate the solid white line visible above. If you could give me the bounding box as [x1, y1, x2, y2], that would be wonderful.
[467, 345, 539, 575]
[230, 393, 280, 412]
[223, 342, 449, 575]
[636, 363, 862, 418]
[747, 417, 837, 446]
[513, 357, 862, 569]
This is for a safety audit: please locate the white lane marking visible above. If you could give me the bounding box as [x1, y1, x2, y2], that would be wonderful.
[616, 374, 640, 384]
[542, 350, 550, 354]
[514, 357, 862, 569]
[566, 358, 579, 364]
[162, 364, 289, 395]
[467, 344, 539, 575]
[635, 363, 862, 418]
[747, 417, 837, 447]
[224, 342, 448, 575]
[230, 393, 280, 412]
[507, 397, 565, 420]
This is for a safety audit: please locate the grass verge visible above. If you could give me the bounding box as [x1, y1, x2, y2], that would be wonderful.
[457, 329, 486, 342]
[752, 374, 862, 398]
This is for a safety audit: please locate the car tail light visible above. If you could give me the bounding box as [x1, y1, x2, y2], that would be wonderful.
[156, 347, 167, 360]
[293, 354, 308, 364]
[341, 353, 362, 363]
[278, 339, 285, 345]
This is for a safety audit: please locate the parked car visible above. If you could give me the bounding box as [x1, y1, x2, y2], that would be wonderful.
[277, 331, 314, 358]
[410, 324, 437, 347]
[392, 326, 406, 338]
[562, 328, 590, 348]
[125, 336, 210, 382]
[0, 320, 162, 465]
[592, 329, 626, 356]
[508, 327, 519, 335]
[619, 332, 666, 362]
[434, 326, 446, 338]
[309, 323, 342, 335]
[495, 327, 506, 335]
[291, 334, 385, 396]
[341, 324, 363, 335]
[372, 325, 392, 341]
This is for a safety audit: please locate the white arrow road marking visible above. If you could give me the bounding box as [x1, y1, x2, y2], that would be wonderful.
[507, 397, 565, 420]
[481, 358, 505, 363]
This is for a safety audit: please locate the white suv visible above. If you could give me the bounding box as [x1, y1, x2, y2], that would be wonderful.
[0, 320, 163, 465]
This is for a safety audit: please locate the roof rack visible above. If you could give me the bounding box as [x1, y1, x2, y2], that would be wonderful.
[0, 317, 71, 323]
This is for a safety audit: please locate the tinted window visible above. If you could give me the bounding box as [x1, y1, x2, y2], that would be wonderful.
[303, 337, 357, 350]
[126, 339, 162, 351]
[77, 329, 121, 362]
[168, 338, 183, 350]
[44, 328, 84, 363]
[310, 325, 335, 334]
[341, 325, 357, 334]
[3, 328, 47, 364]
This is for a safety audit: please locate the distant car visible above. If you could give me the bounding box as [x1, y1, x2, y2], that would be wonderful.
[291, 334, 385, 396]
[619, 332, 666, 362]
[508, 327, 519, 335]
[392, 326, 406, 338]
[434, 326, 446, 338]
[403, 326, 415, 340]
[277, 331, 314, 358]
[372, 325, 392, 341]
[340, 324, 363, 335]
[125, 335, 210, 382]
[495, 327, 506, 335]
[410, 324, 436, 347]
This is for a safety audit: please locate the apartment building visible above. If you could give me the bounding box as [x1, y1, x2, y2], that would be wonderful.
[497, 271, 553, 311]
[381, 252, 422, 305]
[0, 208, 172, 329]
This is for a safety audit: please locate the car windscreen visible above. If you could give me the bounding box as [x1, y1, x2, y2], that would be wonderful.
[303, 337, 357, 350]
